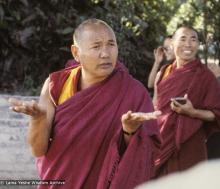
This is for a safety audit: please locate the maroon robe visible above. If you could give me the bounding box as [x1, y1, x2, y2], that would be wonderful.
[155, 59, 220, 176]
[36, 62, 160, 189]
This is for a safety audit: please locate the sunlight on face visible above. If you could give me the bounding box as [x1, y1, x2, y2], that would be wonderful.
[76, 24, 118, 80]
[172, 27, 199, 64]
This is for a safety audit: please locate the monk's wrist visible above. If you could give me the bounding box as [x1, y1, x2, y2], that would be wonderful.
[122, 129, 136, 136]
[153, 61, 161, 68]
[122, 125, 139, 136]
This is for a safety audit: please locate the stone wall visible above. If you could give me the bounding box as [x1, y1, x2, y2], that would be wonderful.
[0, 95, 39, 189]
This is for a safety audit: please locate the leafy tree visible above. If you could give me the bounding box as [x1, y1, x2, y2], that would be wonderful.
[167, 0, 220, 64]
[1, 0, 218, 95]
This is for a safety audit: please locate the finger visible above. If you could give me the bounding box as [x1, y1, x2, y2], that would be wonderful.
[143, 111, 161, 120]
[8, 98, 22, 106]
[148, 111, 162, 119]
[170, 102, 175, 110]
[170, 101, 177, 110]
[8, 98, 35, 115]
[121, 110, 132, 121]
[9, 106, 22, 113]
[170, 99, 181, 107]
[131, 111, 161, 121]
[129, 115, 146, 122]
[153, 110, 162, 116]
[158, 46, 163, 51]
[25, 101, 44, 116]
[30, 100, 42, 114]
[21, 102, 36, 116]
[126, 110, 132, 118]
[170, 102, 181, 113]
[130, 112, 146, 118]
[11, 101, 34, 116]
[127, 110, 132, 114]
[184, 94, 188, 99]
[10, 106, 27, 114]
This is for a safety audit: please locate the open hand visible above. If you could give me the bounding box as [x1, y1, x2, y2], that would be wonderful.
[121, 110, 162, 134]
[8, 97, 46, 119]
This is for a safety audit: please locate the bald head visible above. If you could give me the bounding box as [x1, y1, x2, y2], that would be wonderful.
[173, 26, 199, 41]
[73, 18, 116, 46]
[71, 18, 118, 81]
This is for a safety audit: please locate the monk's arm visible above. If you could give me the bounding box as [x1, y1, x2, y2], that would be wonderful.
[27, 78, 55, 157]
[171, 98, 215, 122]
[152, 71, 161, 108]
[148, 47, 164, 88]
[189, 109, 215, 121]
[148, 63, 160, 88]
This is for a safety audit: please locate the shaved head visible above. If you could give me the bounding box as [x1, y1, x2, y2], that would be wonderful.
[71, 18, 118, 82]
[73, 18, 116, 46]
[173, 26, 199, 41]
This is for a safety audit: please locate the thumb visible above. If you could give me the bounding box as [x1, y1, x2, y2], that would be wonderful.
[154, 110, 162, 116]
[184, 94, 188, 99]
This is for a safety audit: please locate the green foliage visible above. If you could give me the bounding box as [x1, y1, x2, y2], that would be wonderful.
[167, 0, 220, 63]
[0, 0, 80, 94]
[1, 0, 219, 95]
[94, 0, 180, 82]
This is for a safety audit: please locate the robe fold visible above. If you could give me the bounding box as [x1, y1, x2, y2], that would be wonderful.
[36, 62, 160, 189]
[155, 59, 220, 176]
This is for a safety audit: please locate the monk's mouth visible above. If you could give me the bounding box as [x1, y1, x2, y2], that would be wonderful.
[98, 63, 112, 69]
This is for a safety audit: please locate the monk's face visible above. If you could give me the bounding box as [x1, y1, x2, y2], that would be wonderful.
[73, 24, 118, 80]
[172, 28, 199, 64]
[163, 38, 175, 61]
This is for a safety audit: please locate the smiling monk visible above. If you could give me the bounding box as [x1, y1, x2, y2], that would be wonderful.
[9, 19, 161, 189]
[153, 26, 220, 177]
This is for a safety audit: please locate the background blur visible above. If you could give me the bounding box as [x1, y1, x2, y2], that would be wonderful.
[0, 0, 220, 94]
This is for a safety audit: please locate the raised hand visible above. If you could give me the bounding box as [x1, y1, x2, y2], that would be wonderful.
[121, 110, 161, 134]
[154, 46, 164, 65]
[8, 97, 46, 119]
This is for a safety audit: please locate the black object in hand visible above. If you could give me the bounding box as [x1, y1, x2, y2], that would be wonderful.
[171, 97, 187, 105]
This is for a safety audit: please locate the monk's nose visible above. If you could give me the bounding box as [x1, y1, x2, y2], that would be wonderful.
[100, 47, 110, 58]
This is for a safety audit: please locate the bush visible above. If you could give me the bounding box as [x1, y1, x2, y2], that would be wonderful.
[0, 0, 173, 95]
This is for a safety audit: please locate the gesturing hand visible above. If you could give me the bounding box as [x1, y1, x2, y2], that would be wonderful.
[121, 110, 162, 134]
[8, 97, 46, 119]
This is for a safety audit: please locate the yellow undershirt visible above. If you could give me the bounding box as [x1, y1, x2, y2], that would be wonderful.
[58, 67, 81, 105]
[162, 64, 173, 80]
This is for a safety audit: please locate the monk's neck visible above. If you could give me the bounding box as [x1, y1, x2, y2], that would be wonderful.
[176, 58, 196, 68]
[79, 71, 107, 90]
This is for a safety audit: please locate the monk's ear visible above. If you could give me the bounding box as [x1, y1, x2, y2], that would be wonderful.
[170, 39, 174, 50]
[71, 45, 79, 61]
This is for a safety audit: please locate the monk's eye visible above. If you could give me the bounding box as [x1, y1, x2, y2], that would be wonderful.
[109, 42, 115, 46]
[180, 38, 186, 42]
[92, 45, 100, 49]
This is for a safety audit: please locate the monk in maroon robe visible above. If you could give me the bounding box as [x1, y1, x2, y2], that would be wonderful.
[152, 26, 220, 176]
[9, 19, 161, 189]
